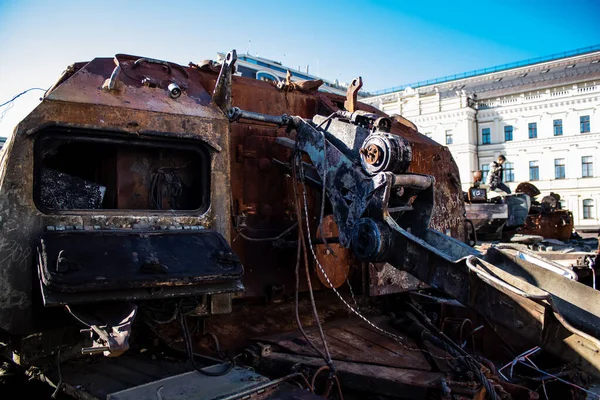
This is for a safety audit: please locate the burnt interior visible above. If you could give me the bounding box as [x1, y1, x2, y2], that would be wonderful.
[34, 129, 210, 212]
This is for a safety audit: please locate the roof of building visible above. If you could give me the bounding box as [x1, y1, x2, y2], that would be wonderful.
[369, 45, 600, 98]
[232, 53, 371, 97]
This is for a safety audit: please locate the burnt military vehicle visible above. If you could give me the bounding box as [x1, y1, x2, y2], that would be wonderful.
[1, 51, 599, 400]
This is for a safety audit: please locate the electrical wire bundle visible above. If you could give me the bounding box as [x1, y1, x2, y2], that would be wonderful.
[0, 88, 47, 125]
[150, 167, 183, 210]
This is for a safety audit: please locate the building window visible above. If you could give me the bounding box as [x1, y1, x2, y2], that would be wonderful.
[583, 199, 594, 220]
[528, 122, 537, 139]
[553, 119, 563, 136]
[580, 115, 590, 133]
[504, 125, 513, 141]
[503, 162, 514, 182]
[559, 200, 566, 210]
[445, 130, 453, 145]
[582, 156, 594, 177]
[482, 128, 491, 144]
[529, 161, 539, 181]
[554, 158, 566, 179]
[256, 71, 279, 82]
[481, 164, 490, 182]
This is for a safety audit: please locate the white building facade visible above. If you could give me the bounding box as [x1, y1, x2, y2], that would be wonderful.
[363, 47, 600, 230]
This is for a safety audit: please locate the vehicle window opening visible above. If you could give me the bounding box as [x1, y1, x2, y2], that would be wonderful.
[35, 131, 209, 212]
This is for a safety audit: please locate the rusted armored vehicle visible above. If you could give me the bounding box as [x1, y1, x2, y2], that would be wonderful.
[1, 51, 600, 399]
[464, 171, 530, 241]
[515, 182, 575, 242]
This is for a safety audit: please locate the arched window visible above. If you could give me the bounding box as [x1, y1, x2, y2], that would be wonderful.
[583, 199, 594, 220]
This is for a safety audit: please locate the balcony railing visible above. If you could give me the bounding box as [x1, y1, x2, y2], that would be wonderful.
[477, 85, 599, 109]
[369, 44, 600, 96]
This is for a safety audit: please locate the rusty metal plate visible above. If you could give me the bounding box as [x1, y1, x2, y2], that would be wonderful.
[46, 57, 222, 120]
[315, 215, 350, 289]
[38, 230, 242, 294]
[520, 210, 574, 242]
[259, 352, 443, 399]
[254, 318, 432, 371]
[369, 262, 429, 296]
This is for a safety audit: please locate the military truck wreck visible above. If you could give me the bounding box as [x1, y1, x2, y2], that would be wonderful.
[1, 51, 600, 399]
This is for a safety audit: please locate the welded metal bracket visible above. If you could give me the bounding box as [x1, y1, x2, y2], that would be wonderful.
[344, 77, 363, 112]
[212, 50, 237, 114]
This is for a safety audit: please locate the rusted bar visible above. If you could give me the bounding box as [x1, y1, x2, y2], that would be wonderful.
[227, 107, 293, 127]
[392, 174, 433, 190]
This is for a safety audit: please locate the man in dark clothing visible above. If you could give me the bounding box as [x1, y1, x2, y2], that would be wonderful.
[485, 154, 511, 194]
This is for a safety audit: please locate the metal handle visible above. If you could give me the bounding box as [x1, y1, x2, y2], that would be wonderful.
[131, 57, 189, 78]
[132, 57, 172, 74]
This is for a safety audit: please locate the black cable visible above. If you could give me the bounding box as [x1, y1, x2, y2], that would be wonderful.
[291, 153, 335, 371]
[50, 350, 62, 399]
[229, 189, 298, 242]
[150, 168, 183, 210]
[315, 113, 334, 251]
[0, 88, 46, 108]
[179, 313, 234, 377]
[236, 222, 298, 242]
[294, 225, 329, 362]
[291, 155, 332, 364]
[407, 303, 498, 400]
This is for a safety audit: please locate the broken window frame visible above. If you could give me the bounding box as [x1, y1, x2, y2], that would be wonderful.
[33, 128, 212, 215]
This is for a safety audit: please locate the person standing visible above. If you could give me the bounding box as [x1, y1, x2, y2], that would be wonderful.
[486, 155, 511, 194]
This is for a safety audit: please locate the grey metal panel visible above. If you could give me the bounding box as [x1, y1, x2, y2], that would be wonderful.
[107, 367, 270, 400]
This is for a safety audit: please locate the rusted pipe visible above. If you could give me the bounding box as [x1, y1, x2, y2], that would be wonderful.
[102, 65, 122, 91]
[227, 107, 293, 127]
[392, 174, 433, 190]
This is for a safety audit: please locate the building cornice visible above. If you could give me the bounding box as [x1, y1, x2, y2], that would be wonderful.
[411, 107, 476, 123]
[447, 143, 478, 152]
[478, 94, 599, 118]
[366, 49, 600, 99]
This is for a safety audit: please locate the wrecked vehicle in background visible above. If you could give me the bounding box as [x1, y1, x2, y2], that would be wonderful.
[464, 172, 530, 241]
[0, 50, 599, 399]
[515, 182, 575, 242]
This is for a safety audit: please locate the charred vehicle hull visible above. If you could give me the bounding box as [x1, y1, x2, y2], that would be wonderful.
[0, 51, 599, 400]
[0, 54, 466, 337]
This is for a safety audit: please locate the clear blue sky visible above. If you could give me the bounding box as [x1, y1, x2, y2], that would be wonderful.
[1, 0, 599, 137]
